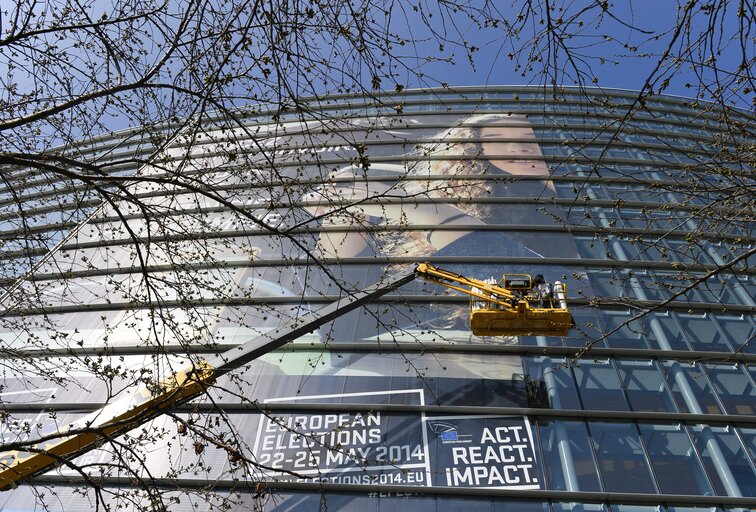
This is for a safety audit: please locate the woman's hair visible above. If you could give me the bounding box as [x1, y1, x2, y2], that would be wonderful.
[403, 113, 530, 222]
[310, 113, 535, 258]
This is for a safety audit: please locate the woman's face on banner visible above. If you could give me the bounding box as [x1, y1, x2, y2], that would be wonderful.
[480, 125, 550, 178]
[303, 168, 482, 258]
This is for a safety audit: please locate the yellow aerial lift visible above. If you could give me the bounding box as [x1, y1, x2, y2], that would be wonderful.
[415, 263, 573, 337]
[0, 263, 572, 489]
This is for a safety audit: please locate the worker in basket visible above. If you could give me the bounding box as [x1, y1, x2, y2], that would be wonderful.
[532, 274, 554, 307]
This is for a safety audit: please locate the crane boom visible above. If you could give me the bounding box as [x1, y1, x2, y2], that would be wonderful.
[416, 262, 573, 337]
[0, 263, 572, 489]
[0, 267, 417, 490]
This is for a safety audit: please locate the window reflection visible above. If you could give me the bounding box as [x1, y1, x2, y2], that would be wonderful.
[739, 428, 756, 466]
[705, 365, 755, 416]
[525, 357, 581, 410]
[677, 314, 732, 353]
[539, 420, 601, 492]
[714, 315, 755, 355]
[552, 504, 606, 512]
[646, 313, 690, 351]
[243, 350, 528, 408]
[616, 360, 677, 412]
[588, 422, 656, 493]
[601, 312, 648, 349]
[638, 423, 713, 495]
[573, 361, 629, 411]
[660, 361, 723, 415]
[689, 425, 756, 496]
[566, 309, 605, 349]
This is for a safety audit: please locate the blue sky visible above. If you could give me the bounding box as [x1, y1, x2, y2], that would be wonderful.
[391, 1, 753, 109]
[1, 0, 750, 146]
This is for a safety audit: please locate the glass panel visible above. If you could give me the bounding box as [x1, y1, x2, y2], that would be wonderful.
[678, 314, 732, 352]
[726, 274, 755, 308]
[610, 506, 659, 512]
[588, 422, 656, 493]
[553, 504, 606, 512]
[576, 236, 606, 259]
[666, 240, 713, 265]
[689, 425, 756, 497]
[739, 428, 756, 466]
[565, 309, 605, 349]
[614, 238, 642, 260]
[638, 423, 713, 495]
[616, 360, 677, 412]
[525, 357, 581, 410]
[587, 270, 624, 298]
[715, 314, 755, 355]
[646, 313, 690, 351]
[699, 276, 739, 305]
[660, 361, 723, 415]
[636, 271, 672, 301]
[242, 350, 527, 407]
[254, 494, 549, 512]
[667, 508, 722, 512]
[573, 361, 629, 411]
[492, 500, 549, 512]
[538, 420, 601, 492]
[601, 311, 648, 349]
[705, 365, 755, 415]
[0, 485, 197, 512]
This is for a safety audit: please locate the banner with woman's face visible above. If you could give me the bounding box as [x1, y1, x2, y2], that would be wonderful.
[166, 112, 581, 344]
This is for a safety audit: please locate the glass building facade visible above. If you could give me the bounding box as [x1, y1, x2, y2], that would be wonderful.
[0, 87, 753, 511]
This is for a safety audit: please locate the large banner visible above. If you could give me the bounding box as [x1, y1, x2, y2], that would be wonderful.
[425, 415, 539, 489]
[252, 390, 539, 489]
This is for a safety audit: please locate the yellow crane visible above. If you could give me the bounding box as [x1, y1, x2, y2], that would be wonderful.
[415, 263, 573, 337]
[0, 263, 572, 489]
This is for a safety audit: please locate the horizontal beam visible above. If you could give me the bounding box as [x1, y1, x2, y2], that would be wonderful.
[4, 401, 754, 428]
[30, 475, 756, 507]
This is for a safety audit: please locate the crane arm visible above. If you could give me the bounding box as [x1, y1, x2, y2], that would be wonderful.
[0, 262, 572, 489]
[416, 263, 572, 337]
[416, 262, 519, 310]
[0, 267, 418, 490]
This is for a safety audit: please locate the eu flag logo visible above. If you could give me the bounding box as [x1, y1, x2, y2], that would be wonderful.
[441, 431, 458, 441]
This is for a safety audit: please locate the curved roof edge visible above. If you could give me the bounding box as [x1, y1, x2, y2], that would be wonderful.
[310, 84, 754, 119]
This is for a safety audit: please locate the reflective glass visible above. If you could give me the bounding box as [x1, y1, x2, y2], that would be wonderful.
[666, 508, 722, 512]
[677, 314, 732, 352]
[689, 425, 756, 496]
[638, 423, 713, 495]
[632, 272, 671, 301]
[565, 309, 605, 349]
[739, 428, 756, 464]
[553, 504, 606, 512]
[586, 270, 625, 298]
[726, 274, 755, 307]
[695, 276, 740, 305]
[538, 420, 601, 492]
[525, 357, 581, 410]
[705, 365, 755, 415]
[238, 350, 527, 408]
[611, 238, 642, 261]
[576, 236, 607, 259]
[610, 506, 659, 512]
[588, 422, 656, 493]
[714, 314, 755, 355]
[616, 360, 677, 412]
[646, 313, 690, 351]
[601, 311, 648, 349]
[573, 360, 629, 411]
[492, 499, 549, 512]
[660, 361, 724, 415]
